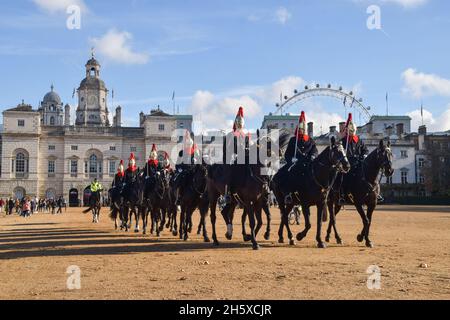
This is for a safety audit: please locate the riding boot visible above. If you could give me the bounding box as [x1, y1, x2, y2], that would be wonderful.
[377, 194, 384, 202]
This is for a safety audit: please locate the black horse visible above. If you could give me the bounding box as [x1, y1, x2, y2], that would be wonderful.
[122, 169, 144, 232]
[82, 190, 102, 223]
[271, 137, 351, 248]
[142, 169, 166, 236]
[325, 139, 394, 247]
[178, 164, 209, 242]
[108, 185, 124, 230]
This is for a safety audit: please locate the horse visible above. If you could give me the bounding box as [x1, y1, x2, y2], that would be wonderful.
[206, 130, 288, 249]
[121, 169, 144, 232]
[82, 189, 102, 223]
[178, 164, 209, 242]
[108, 185, 124, 230]
[141, 168, 166, 236]
[325, 139, 394, 247]
[271, 136, 351, 248]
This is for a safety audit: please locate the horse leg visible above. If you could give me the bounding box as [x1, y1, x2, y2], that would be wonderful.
[154, 208, 161, 237]
[332, 204, 343, 244]
[263, 203, 271, 241]
[355, 203, 370, 245]
[241, 208, 251, 242]
[365, 203, 376, 248]
[201, 207, 210, 243]
[183, 207, 191, 241]
[179, 205, 184, 239]
[134, 207, 140, 233]
[224, 202, 236, 240]
[315, 203, 326, 249]
[247, 203, 259, 250]
[197, 213, 203, 235]
[210, 200, 219, 246]
[172, 207, 178, 237]
[160, 209, 166, 232]
[277, 202, 286, 244]
[282, 203, 295, 245]
[296, 205, 312, 242]
[254, 207, 263, 238]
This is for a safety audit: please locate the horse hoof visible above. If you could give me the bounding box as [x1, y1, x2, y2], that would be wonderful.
[278, 238, 284, 244]
[243, 234, 252, 242]
[366, 241, 373, 248]
[317, 242, 327, 249]
[172, 231, 178, 237]
[188, 227, 192, 233]
[252, 243, 260, 250]
[325, 236, 330, 243]
[296, 233, 305, 242]
[264, 232, 270, 241]
[213, 241, 220, 247]
[225, 233, 232, 241]
[289, 239, 296, 246]
[134, 229, 139, 233]
[336, 238, 343, 245]
[357, 234, 364, 243]
[204, 237, 211, 243]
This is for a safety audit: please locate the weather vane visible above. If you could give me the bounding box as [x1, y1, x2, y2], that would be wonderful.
[91, 46, 95, 58]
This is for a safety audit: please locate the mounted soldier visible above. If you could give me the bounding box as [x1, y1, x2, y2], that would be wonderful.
[173, 130, 200, 205]
[339, 113, 369, 204]
[112, 160, 125, 188]
[90, 178, 103, 198]
[144, 144, 159, 177]
[161, 151, 172, 172]
[283, 111, 318, 204]
[125, 152, 138, 183]
[222, 106, 251, 205]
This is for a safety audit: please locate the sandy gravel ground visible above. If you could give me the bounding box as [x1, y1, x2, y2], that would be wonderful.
[0, 205, 449, 300]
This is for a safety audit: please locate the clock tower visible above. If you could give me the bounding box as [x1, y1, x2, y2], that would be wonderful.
[75, 51, 110, 126]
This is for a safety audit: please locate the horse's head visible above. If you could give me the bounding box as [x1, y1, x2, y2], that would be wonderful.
[376, 140, 394, 177]
[329, 136, 351, 173]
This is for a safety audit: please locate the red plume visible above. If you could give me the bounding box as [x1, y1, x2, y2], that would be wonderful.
[346, 113, 353, 127]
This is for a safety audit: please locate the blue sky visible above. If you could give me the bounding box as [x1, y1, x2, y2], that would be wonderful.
[1, 0, 450, 132]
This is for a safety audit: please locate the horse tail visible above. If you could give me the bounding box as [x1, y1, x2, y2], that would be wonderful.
[82, 207, 92, 214]
[322, 205, 328, 222]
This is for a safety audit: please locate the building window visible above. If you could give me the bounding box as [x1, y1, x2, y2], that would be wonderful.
[400, 150, 408, 158]
[418, 158, 425, 168]
[71, 145, 78, 151]
[110, 146, 116, 151]
[48, 160, 55, 174]
[18, 120, 25, 127]
[130, 146, 137, 152]
[89, 154, 98, 174]
[158, 124, 165, 131]
[109, 161, 116, 175]
[401, 171, 408, 184]
[48, 145, 56, 151]
[50, 116, 55, 125]
[71, 160, 78, 177]
[179, 122, 184, 129]
[16, 153, 26, 173]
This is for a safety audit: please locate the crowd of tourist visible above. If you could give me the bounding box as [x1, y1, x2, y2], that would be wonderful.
[0, 197, 67, 218]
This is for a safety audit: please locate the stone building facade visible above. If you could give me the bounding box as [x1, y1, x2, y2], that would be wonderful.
[0, 56, 192, 202]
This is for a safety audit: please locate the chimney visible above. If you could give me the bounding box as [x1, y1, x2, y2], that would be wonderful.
[64, 104, 70, 126]
[307, 122, 314, 137]
[418, 125, 427, 135]
[115, 106, 122, 127]
[139, 112, 145, 127]
[113, 115, 117, 127]
[330, 126, 337, 133]
[396, 123, 404, 136]
[339, 122, 346, 134]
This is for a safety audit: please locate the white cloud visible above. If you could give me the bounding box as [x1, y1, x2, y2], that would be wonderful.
[189, 91, 261, 132]
[275, 7, 292, 25]
[33, 0, 87, 13]
[382, 0, 428, 8]
[402, 68, 450, 99]
[407, 105, 450, 132]
[90, 29, 149, 65]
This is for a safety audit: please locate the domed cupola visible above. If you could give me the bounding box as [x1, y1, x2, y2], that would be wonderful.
[40, 84, 64, 126]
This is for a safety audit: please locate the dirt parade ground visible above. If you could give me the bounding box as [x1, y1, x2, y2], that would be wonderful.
[0, 205, 449, 300]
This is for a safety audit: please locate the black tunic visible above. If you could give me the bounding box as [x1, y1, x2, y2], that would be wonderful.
[285, 136, 318, 165]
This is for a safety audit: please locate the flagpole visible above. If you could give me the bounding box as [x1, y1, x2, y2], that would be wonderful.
[386, 92, 389, 116]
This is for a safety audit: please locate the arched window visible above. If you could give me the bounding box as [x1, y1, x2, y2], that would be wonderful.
[89, 154, 98, 173]
[50, 116, 55, 125]
[16, 153, 26, 173]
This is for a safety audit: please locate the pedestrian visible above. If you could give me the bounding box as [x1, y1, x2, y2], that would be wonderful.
[22, 198, 31, 218]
